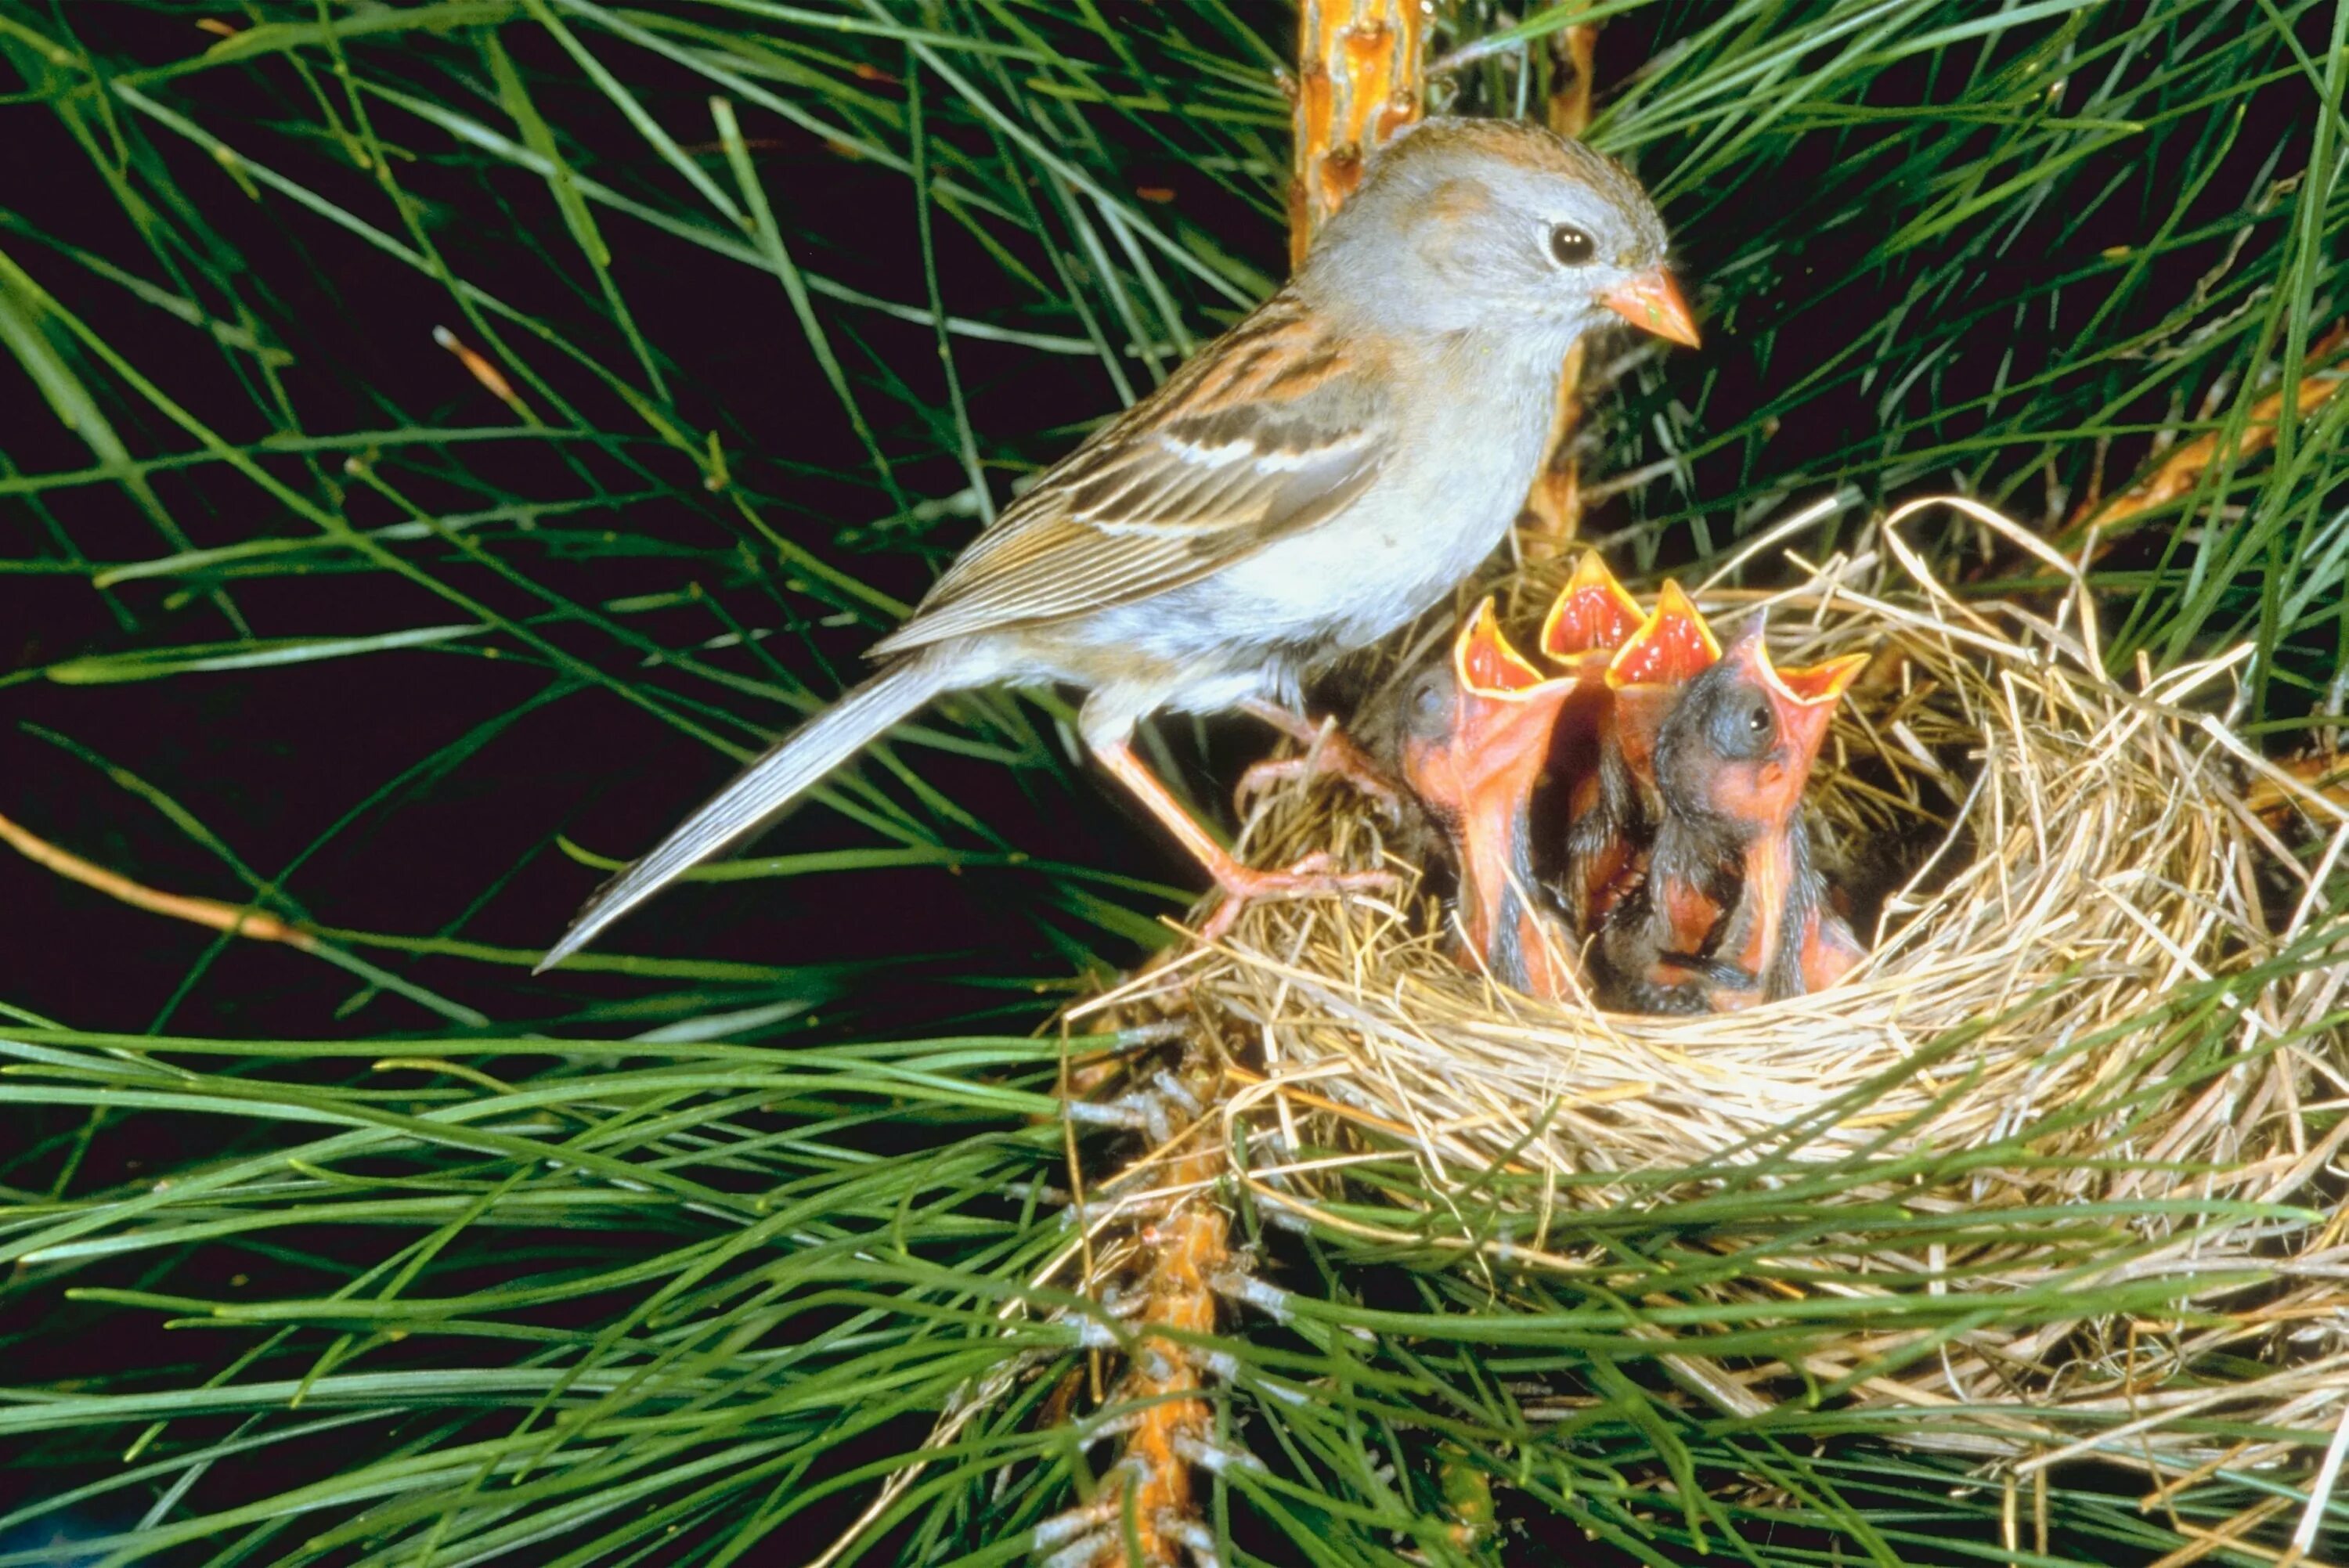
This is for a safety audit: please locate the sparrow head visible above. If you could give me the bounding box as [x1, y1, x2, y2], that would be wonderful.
[1398, 599, 1577, 830]
[1539, 550, 1644, 671]
[1655, 618, 1866, 833]
[1307, 117, 1694, 347]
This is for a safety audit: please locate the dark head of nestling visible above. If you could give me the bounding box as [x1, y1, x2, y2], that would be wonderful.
[1654, 620, 1866, 838]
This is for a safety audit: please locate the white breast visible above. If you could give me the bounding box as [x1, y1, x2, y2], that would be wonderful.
[1203, 330, 1566, 649]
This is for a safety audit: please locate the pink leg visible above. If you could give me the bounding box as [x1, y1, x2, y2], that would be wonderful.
[1235, 699, 1403, 818]
[1094, 740, 1397, 941]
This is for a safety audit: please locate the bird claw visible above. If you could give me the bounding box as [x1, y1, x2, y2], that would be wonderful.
[1232, 745, 1406, 823]
[1197, 854, 1399, 941]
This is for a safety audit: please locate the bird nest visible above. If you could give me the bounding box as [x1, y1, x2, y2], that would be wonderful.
[1066, 501, 2349, 1500]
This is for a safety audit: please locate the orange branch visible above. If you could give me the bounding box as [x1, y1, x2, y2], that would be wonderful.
[1060, 1050, 1229, 1566]
[2244, 752, 2349, 826]
[0, 807, 315, 950]
[1289, 0, 1425, 269]
[1516, 22, 1605, 565]
[2060, 323, 2347, 553]
[1096, 1149, 1224, 1566]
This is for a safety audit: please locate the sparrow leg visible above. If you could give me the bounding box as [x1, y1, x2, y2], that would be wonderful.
[1094, 740, 1398, 940]
[1235, 698, 1405, 817]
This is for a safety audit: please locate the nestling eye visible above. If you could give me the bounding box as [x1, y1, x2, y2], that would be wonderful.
[1745, 699, 1772, 736]
[1547, 224, 1596, 266]
[1407, 675, 1453, 737]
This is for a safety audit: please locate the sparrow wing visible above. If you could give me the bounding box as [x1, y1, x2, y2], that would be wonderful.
[870, 289, 1391, 658]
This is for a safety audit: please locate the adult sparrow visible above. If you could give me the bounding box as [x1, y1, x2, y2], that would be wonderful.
[539, 117, 1694, 969]
[1596, 622, 1864, 1011]
[1390, 600, 1579, 996]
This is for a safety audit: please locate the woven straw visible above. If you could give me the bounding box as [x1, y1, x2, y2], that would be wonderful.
[1066, 500, 2349, 1505]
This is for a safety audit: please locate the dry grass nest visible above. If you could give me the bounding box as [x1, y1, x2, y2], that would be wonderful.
[1070, 500, 2349, 1490]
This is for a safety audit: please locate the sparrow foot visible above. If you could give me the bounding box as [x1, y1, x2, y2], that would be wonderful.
[1232, 752, 1405, 820]
[1236, 699, 1405, 820]
[1197, 852, 1399, 943]
[1089, 738, 1398, 945]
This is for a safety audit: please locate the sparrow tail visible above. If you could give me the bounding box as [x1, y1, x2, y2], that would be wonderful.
[536, 654, 954, 972]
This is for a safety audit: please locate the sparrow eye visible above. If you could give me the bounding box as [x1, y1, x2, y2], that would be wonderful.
[1548, 224, 1596, 267]
[1745, 700, 1773, 736]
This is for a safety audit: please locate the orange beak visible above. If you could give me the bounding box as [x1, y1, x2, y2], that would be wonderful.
[1754, 637, 1868, 770]
[1539, 550, 1644, 668]
[1701, 622, 1864, 827]
[1603, 268, 1699, 348]
[1602, 579, 1722, 790]
[1400, 600, 1579, 822]
[1454, 597, 1552, 697]
[1446, 601, 1580, 820]
[1604, 580, 1720, 691]
[1771, 650, 1871, 708]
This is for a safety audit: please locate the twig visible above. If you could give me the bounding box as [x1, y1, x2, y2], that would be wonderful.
[0, 807, 314, 950]
[1288, 0, 1425, 269]
[2059, 322, 2347, 554]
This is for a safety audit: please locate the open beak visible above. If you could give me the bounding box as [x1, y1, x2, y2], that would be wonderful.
[1539, 549, 1644, 668]
[1755, 634, 1868, 766]
[1451, 600, 1579, 791]
[1707, 619, 1864, 824]
[1409, 602, 1577, 982]
[1402, 600, 1577, 818]
[1603, 580, 1722, 786]
[1603, 268, 1699, 348]
[1604, 580, 1720, 691]
[1772, 651, 1871, 708]
[1455, 598, 1550, 697]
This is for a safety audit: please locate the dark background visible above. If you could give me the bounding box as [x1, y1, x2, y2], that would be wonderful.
[1, 2, 2343, 1561]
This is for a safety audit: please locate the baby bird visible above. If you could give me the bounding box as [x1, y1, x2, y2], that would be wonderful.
[1597, 620, 1865, 1012]
[1564, 580, 1720, 932]
[1392, 601, 1579, 996]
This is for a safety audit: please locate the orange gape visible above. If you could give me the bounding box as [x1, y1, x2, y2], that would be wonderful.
[1397, 600, 1577, 997]
[1290, 0, 1426, 268]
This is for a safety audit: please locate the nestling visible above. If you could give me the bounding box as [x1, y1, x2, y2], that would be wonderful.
[1597, 621, 1864, 1011]
[539, 117, 1693, 969]
[1389, 600, 1579, 996]
[1535, 550, 1646, 925]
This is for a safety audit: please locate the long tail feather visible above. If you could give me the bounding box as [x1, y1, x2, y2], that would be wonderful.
[537, 655, 953, 971]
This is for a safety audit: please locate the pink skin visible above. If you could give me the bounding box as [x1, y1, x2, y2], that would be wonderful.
[1799, 907, 1867, 992]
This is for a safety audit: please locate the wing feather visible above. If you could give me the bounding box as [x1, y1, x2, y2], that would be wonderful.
[869, 289, 1389, 658]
